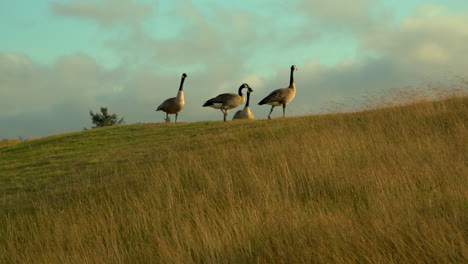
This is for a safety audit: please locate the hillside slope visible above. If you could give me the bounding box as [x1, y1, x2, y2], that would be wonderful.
[1, 96, 467, 263]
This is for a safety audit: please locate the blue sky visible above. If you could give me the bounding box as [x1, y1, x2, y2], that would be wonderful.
[1, 0, 467, 138]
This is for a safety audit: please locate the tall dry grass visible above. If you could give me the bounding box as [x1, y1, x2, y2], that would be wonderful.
[0, 138, 21, 148]
[0, 95, 467, 263]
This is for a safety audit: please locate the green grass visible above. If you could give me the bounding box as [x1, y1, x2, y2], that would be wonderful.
[0, 95, 467, 263]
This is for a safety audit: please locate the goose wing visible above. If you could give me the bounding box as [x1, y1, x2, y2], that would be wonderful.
[232, 110, 243, 119]
[157, 97, 176, 111]
[259, 88, 289, 105]
[203, 93, 239, 107]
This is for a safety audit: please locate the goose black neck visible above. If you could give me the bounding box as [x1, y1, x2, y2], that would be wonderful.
[245, 92, 251, 107]
[289, 68, 294, 86]
[238, 86, 244, 96]
[179, 77, 186, 91]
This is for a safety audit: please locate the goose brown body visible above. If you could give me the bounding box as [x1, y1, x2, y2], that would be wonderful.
[203, 83, 251, 121]
[258, 65, 297, 119]
[156, 73, 187, 122]
[233, 89, 255, 120]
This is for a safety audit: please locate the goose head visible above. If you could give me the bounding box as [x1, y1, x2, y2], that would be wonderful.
[182, 73, 188, 78]
[238, 83, 251, 98]
[291, 65, 298, 71]
[240, 83, 250, 89]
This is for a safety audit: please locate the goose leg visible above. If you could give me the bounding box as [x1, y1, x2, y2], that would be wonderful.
[282, 104, 286, 118]
[165, 113, 170, 123]
[175, 113, 178, 123]
[220, 109, 226, 121]
[268, 106, 274, 119]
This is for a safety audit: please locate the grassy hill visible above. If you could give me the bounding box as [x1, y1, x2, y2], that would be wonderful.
[1, 95, 467, 263]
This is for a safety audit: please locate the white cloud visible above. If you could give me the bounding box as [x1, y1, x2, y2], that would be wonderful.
[1, 1, 467, 138]
[51, 0, 153, 27]
[241, 74, 264, 90]
[0, 52, 126, 117]
[416, 42, 448, 63]
[362, 4, 468, 71]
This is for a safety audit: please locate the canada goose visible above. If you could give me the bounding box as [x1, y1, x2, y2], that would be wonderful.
[156, 73, 187, 122]
[203, 83, 251, 122]
[233, 88, 255, 120]
[258, 65, 298, 119]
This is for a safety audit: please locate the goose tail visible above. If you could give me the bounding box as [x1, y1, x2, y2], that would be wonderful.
[203, 99, 214, 107]
[258, 97, 268, 105]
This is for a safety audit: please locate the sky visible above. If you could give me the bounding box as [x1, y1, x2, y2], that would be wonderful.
[1, 0, 467, 139]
